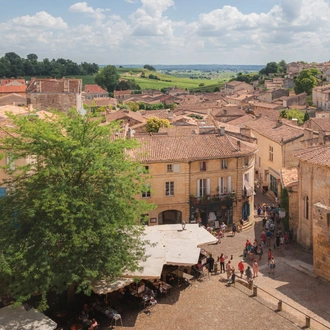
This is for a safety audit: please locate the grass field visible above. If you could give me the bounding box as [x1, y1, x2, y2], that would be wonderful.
[63, 67, 238, 91]
[119, 69, 230, 91]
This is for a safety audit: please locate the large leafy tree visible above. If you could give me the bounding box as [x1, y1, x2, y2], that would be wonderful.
[294, 68, 320, 95]
[146, 117, 170, 132]
[95, 65, 120, 93]
[0, 111, 154, 310]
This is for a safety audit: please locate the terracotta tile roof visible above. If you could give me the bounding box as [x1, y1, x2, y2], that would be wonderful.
[0, 85, 26, 93]
[246, 117, 304, 144]
[105, 109, 145, 123]
[226, 81, 243, 87]
[0, 105, 29, 118]
[131, 133, 258, 163]
[114, 90, 131, 95]
[140, 110, 172, 119]
[84, 84, 107, 93]
[226, 114, 255, 126]
[280, 168, 298, 188]
[305, 118, 330, 131]
[213, 106, 246, 117]
[253, 110, 281, 121]
[26, 78, 82, 93]
[0, 79, 25, 86]
[294, 145, 330, 167]
[84, 98, 116, 107]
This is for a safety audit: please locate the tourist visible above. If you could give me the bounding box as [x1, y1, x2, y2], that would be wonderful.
[221, 222, 227, 237]
[245, 266, 253, 283]
[269, 256, 276, 275]
[252, 259, 259, 278]
[219, 253, 226, 273]
[238, 260, 244, 278]
[267, 248, 272, 264]
[232, 223, 237, 236]
[226, 260, 233, 279]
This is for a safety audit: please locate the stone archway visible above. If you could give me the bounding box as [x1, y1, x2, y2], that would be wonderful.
[158, 210, 182, 225]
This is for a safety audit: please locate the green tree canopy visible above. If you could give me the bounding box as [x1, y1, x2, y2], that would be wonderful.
[146, 117, 170, 132]
[143, 64, 156, 71]
[279, 109, 306, 125]
[95, 65, 120, 93]
[294, 68, 320, 95]
[277, 59, 287, 73]
[259, 61, 278, 75]
[0, 111, 154, 310]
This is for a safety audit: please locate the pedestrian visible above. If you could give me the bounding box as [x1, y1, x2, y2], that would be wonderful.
[257, 204, 262, 217]
[207, 254, 215, 273]
[280, 235, 285, 249]
[221, 222, 227, 237]
[266, 229, 272, 247]
[226, 260, 233, 279]
[267, 248, 272, 264]
[219, 253, 226, 273]
[245, 266, 253, 283]
[275, 233, 280, 250]
[257, 244, 263, 261]
[238, 260, 245, 278]
[252, 259, 259, 278]
[260, 231, 267, 246]
[232, 223, 237, 237]
[269, 256, 276, 275]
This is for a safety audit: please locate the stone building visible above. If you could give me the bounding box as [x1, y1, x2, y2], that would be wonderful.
[131, 126, 258, 226]
[26, 78, 82, 113]
[245, 117, 306, 199]
[224, 81, 254, 95]
[294, 145, 330, 281]
[312, 85, 330, 110]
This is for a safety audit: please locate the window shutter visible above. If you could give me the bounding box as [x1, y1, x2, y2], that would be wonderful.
[227, 176, 232, 192]
[206, 178, 210, 195]
[173, 164, 180, 172]
[197, 179, 200, 197]
[218, 178, 221, 194]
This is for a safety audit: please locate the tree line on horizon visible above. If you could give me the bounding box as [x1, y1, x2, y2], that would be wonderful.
[0, 52, 99, 79]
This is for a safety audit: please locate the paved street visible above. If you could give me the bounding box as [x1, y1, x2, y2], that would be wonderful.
[111, 192, 330, 330]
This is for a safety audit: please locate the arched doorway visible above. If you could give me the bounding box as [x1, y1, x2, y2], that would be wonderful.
[158, 210, 182, 225]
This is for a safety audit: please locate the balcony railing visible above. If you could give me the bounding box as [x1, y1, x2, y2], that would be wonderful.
[190, 192, 236, 204]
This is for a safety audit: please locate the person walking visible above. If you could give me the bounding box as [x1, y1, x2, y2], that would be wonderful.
[252, 259, 259, 278]
[219, 253, 226, 273]
[238, 260, 245, 278]
[226, 260, 233, 279]
[267, 248, 272, 264]
[269, 256, 276, 275]
[232, 223, 237, 237]
[245, 266, 253, 283]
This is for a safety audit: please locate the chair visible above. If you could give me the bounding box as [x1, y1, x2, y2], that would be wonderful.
[111, 313, 123, 327]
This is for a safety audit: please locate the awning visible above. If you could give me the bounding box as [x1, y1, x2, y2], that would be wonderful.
[244, 180, 253, 197]
[92, 224, 217, 293]
[0, 305, 57, 330]
[92, 278, 134, 295]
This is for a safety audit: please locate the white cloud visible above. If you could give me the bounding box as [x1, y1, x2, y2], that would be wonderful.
[69, 2, 110, 20]
[10, 11, 67, 29]
[1, 0, 330, 64]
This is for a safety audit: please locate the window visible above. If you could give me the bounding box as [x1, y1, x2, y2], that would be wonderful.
[0, 187, 6, 198]
[259, 157, 262, 168]
[144, 166, 149, 172]
[197, 178, 210, 197]
[305, 196, 309, 220]
[200, 161, 207, 171]
[269, 146, 274, 162]
[142, 184, 151, 198]
[165, 181, 174, 196]
[221, 159, 227, 169]
[244, 156, 249, 166]
[270, 175, 278, 195]
[218, 176, 232, 194]
[167, 164, 180, 172]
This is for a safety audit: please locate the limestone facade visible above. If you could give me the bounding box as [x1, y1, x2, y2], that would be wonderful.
[132, 127, 258, 226]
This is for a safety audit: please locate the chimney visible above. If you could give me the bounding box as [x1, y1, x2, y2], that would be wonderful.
[240, 127, 251, 137]
[220, 127, 225, 136]
[237, 140, 241, 151]
[276, 120, 282, 127]
[291, 118, 298, 126]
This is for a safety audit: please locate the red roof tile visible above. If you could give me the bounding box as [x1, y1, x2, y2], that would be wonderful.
[294, 145, 330, 167]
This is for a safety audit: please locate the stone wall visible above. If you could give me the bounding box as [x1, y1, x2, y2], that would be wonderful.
[27, 93, 79, 112]
[313, 202, 330, 281]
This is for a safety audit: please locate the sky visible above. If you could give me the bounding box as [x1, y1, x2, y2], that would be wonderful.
[1, 0, 330, 65]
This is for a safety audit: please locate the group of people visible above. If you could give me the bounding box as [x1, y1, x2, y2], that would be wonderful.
[78, 304, 98, 330]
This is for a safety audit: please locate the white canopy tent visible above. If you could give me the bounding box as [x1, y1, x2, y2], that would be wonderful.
[92, 224, 217, 293]
[0, 305, 57, 330]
